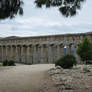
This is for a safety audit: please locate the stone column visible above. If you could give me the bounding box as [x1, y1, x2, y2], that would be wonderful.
[15, 46, 19, 62]
[1, 46, 4, 61]
[35, 44, 39, 64]
[32, 45, 37, 64]
[13, 46, 16, 61]
[21, 45, 24, 63]
[7, 46, 10, 60]
[26, 45, 31, 64]
[57, 44, 61, 60]
[48, 44, 53, 64]
[60, 44, 64, 57]
[3, 46, 6, 60]
[38, 45, 41, 63]
[40, 44, 44, 63]
[40, 44, 47, 64]
[7, 46, 11, 60]
[38, 44, 47, 64]
[3, 46, 6, 61]
[45, 44, 49, 63]
[52, 44, 55, 63]
[5, 46, 8, 60]
[53, 44, 58, 63]
[24, 46, 27, 64]
[0, 46, 2, 61]
[43, 44, 47, 63]
[10, 45, 13, 60]
[30, 45, 33, 64]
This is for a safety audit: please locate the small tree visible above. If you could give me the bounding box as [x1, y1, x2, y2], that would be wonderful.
[76, 38, 92, 64]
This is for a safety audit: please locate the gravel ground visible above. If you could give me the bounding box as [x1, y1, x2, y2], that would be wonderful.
[0, 64, 56, 92]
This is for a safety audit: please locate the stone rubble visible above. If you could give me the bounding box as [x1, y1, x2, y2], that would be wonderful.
[48, 65, 92, 92]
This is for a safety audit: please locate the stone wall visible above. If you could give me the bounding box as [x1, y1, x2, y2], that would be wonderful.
[0, 32, 92, 64]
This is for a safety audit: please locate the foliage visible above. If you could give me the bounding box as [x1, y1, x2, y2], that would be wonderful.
[55, 54, 77, 69]
[0, 63, 2, 66]
[0, 0, 85, 20]
[8, 60, 16, 66]
[2, 60, 15, 66]
[0, 0, 23, 20]
[35, 0, 85, 17]
[26, 63, 32, 65]
[76, 38, 92, 63]
[86, 61, 92, 65]
[2, 60, 8, 66]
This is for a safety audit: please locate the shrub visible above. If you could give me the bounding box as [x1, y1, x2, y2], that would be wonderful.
[55, 54, 77, 69]
[8, 60, 15, 66]
[3, 60, 8, 66]
[2, 60, 15, 66]
[76, 38, 92, 64]
[86, 60, 92, 65]
[26, 63, 32, 65]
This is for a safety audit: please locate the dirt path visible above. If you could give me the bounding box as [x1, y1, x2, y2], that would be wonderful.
[0, 64, 55, 92]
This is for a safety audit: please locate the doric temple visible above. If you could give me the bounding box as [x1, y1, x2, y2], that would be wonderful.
[0, 32, 92, 64]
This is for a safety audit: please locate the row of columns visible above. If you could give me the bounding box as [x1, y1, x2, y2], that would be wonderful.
[0, 44, 75, 64]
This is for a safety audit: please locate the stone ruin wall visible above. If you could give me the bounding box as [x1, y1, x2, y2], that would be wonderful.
[0, 32, 92, 64]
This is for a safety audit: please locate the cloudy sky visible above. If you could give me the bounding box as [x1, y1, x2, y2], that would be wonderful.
[0, 0, 92, 37]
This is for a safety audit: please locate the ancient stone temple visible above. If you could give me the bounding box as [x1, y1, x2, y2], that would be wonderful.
[0, 32, 92, 64]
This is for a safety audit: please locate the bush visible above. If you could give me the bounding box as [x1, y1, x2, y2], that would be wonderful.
[2, 60, 15, 66]
[76, 38, 92, 64]
[3, 60, 8, 66]
[55, 55, 77, 69]
[86, 60, 92, 65]
[8, 60, 15, 66]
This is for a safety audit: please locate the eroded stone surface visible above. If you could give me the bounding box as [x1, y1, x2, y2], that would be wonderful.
[49, 65, 92, 92]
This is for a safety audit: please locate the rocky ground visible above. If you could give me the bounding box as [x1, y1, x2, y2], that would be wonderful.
[0, 64, 92, 92]
[48, 65, 92, 92]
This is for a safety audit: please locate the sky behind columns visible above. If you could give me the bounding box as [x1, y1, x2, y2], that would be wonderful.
[0, 0, 92, 37]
